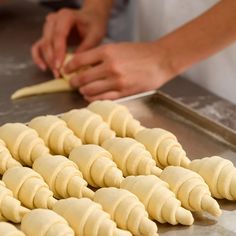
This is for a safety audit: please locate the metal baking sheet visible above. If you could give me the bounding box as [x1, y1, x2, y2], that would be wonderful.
[119, 92, 236, 235]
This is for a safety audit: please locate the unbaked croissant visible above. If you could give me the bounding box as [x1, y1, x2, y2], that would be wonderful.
[0, 180, 30, 223]
[0, 139, 22, 175]
[160, 166, 221, 216]
[135, 128, 190, 168]
[0, 123, 50, 166]
[61, 109, 115, 145]
[94, 187, 159, 236]
[88, 100, 143, 138]
[21, 209, 74, 236]
[53, 198, 132, 236]
[29, 115, 82, 156]
[33, 155, 94, 199]
[0, 222, 25, 236]
[121, 175, 194, 225]
[102, 137, 162, 177]
[189, 156, 236, 200]
[2, 167, 57, 209]
[69, 145, 124, 188]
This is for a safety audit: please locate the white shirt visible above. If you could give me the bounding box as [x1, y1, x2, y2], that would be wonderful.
[116, 0, 236, 104]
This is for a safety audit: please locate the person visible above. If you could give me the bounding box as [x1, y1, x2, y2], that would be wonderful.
[32, 0, 236, 102]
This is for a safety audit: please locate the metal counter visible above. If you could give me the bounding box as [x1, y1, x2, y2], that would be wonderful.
[1, 1, 236, 235]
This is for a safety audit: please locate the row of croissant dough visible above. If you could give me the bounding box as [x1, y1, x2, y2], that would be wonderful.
[0, 100, 235, 236]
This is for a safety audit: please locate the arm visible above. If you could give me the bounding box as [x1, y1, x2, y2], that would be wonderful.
[158, 0, 236, 77]
[64, 0, 236, 101]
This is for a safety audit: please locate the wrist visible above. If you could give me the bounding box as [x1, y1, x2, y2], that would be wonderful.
[150, 40, 181, 82]
[83, 0, 113, 19]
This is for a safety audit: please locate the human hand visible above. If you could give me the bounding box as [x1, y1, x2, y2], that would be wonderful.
[63, 42, 175, 101]
[31, 7, 109, 77]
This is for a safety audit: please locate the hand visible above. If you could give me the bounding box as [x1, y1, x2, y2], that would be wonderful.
[63, 42, 175, 101]
[31, 7, 109, 76]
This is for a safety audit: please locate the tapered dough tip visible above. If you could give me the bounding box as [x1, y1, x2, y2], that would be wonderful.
[11, 90, 24, 100]
[82, 187, 95, 199]
[176, 208, 194, 225]
[114, 228, 132, 236]
[181, 157, 191, 168]
[151, 166, 162, 177]
[19, 207, 31, 219]
[139, 217, 159, 236]
[48, 197, 58, 209]
[202, 195, 222, 217]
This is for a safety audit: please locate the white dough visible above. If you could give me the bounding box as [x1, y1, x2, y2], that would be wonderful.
[11, 54, 86, 100]
[121, 175, 194, 225]
[135, 128, 191, 168]
[102, 137, 162, 177]
[160, 166, 221, 216]
[94, 187, 159, 236]
[11, 79, 73, 100]
[53, 198, 132, 236]
[61, 109, 115, 145]
[0, 139, 22, 175]
[0, 222, 25, 236]
[69, 145, 124, 188]
[21, 209, 74, 236]
[33, 155, 94, 199]
[189, 156, 236, 200]
[2, 167, 57, 209]
[0, 123, 50, 166]
[88, 100, 143, 138]
[29, 115, 82, 156]
[0, 180, 30, 223]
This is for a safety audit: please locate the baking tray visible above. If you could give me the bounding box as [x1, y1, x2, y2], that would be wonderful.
[117, 91, 236, 235]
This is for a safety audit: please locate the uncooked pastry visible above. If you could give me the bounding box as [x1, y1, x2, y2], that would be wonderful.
[11, 54, 86, 100]
[2, 167, 57, 209]
[0, 139, 22, 175]
[88, 100, 144, 138]
[121, 175, 194, 225]
[0, 123, 50, 166]
[61, 109, 115, 145]
[69, 145, 124, 188]
[189, 156, 236, 200]
[29, 115, 82, 156]
[94, 187, 159, 236]
[135, 128, 191, 168]
[33, 155, 94, 199]
[0, 222, 25, 236]
[160, 166, 221, 216]
[53, 197, 132, 236]
[21, 209, 74, 236]
[102, 137, 162, 177]
[0, 180, 30, 223]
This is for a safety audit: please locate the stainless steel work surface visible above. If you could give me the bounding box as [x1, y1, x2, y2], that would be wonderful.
[121, 94, 236, 235]
[1, 1, 236, 235]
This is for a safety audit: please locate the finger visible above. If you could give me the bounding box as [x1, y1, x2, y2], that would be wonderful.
[79, 78, 117, 97]
[53, 15, 75, 69]
[84, 91, 121, 102]
[31, 40, 47, 71]
[41, 40, 55, 74]
[70, 63, 107, 87]
[42, 14, 56, 71]
[76, 29, 102, 53]
[64, 47, 104, 73]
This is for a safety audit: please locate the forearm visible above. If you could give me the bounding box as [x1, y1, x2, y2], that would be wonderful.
[83, 0, 114, 18]
[156, 0, 236, 77]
